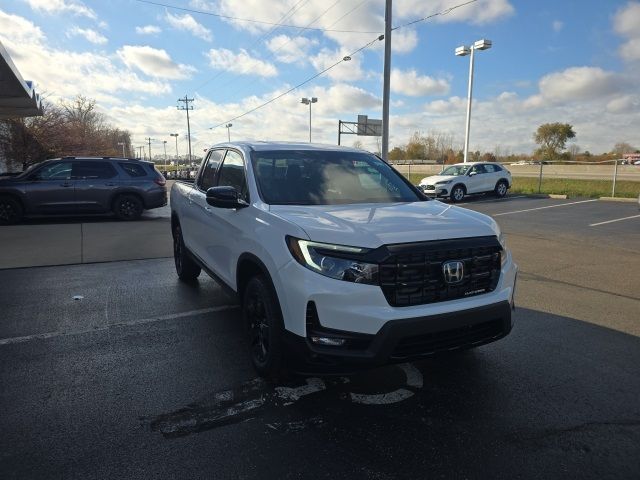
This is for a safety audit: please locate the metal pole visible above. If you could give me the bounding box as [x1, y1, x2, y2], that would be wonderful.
[381, 0, 392, 161]
[612, 159, 618, 197]
[185, 102, 192, 169]
[338, 121, 341, 145]
[163, 141, 167, 174]
[463, 46, 475, 163]
[537, 161, 543, 194]
[309, 102, 312, 143]
[227, 126, 231, 142]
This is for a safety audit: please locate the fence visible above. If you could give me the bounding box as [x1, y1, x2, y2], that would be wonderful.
[390, 159, 640, 198]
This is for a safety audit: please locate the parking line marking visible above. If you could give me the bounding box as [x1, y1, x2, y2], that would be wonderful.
[589, 214, 640, 227]
[459, 195, 527, 205]
[0, 305, 238, 346]
[493, 199, 598, 216]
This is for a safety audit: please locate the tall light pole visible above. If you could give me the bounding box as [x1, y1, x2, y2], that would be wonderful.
[145, 137, 154, 162]
[170, 133, 179, 174]
[381, 0, 392, 160]
[177, 96, 194, 168]
[300, 97, 318, 142]
[163, 140, 168, 174]
[117, 142, 126, 157]
[455, 39, 492, 163]
[225, 123, 233, 142]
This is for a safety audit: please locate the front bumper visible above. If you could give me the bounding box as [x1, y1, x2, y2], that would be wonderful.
[283, 300, 513, 373]
[419, 185, 448, 197]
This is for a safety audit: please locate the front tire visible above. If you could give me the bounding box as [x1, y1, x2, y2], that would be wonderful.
[113, 194, 143, 220]
[172, 223, 201, 281]
[0, 197, 23, 225]
[494, 180, 508, 198]
[243, 275, 284, 378]
[450, 184, 466, 203]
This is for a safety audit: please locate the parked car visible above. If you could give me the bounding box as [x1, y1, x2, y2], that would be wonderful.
[0, 156, 167, 224]
[170, 142, 518, 377]
[418, 162, 512, 202]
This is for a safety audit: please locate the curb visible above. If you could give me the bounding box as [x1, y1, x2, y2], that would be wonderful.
[599, 196, 638, 203]
[548, 194, 568, 199]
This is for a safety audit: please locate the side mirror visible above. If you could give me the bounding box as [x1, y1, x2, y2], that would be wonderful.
[206, 186, 248, 209]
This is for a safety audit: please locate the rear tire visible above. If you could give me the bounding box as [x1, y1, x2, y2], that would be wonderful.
[450, 184, 466, 203]
[243, 275, 284, 378]
[494, 180, 508, 198]
[0, 197, 23, 225]
[172, 223, 201, 281]
[113, 194, 143, 220]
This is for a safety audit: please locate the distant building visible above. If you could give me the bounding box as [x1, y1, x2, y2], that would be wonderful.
[622, 153, 640, 162]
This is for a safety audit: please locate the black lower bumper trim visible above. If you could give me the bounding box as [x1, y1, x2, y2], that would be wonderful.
[283, 301, 512, 374]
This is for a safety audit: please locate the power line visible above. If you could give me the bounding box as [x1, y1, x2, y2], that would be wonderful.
[209, 35, 384, 130]
[392, 0, 479, 31]
[133, 0, 380, 33]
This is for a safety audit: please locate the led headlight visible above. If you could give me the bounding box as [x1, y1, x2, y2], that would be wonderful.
[286, 237, 378, 285]
[435, 180, 452, 185]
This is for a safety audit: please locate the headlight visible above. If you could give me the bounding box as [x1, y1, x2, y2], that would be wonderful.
[498, 232, 506, 249]
[286, 237, 378, 285]
[435, 180, 452, 185]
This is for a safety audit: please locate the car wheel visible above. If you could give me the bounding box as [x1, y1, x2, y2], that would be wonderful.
[113, 194, 143, 220]
[172, 223, 201, 281]
[450, 184, 466, 203]
[494, 180, 508, 198]
[0, 197, 23, 225]
[243, 275, 284, 378]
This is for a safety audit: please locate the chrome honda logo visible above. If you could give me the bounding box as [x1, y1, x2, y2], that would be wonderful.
[443, 261, 464, 284]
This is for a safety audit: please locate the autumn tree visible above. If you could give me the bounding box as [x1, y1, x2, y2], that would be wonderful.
[534, 123, 576, 160]
[612, 142, 635, 156]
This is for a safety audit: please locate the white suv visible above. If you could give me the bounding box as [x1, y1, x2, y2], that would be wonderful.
[419, 162, 512, 202]
[170, 143, 518, 376]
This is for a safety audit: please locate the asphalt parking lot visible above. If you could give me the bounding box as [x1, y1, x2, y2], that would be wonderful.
[1, 195, 639, 479]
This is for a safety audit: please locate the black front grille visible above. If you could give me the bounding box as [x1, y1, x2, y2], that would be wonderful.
[378, 237, 501, 307]
[391, 319, 505, 359]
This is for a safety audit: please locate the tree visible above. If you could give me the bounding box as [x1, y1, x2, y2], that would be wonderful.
[612, 142, 635, 156]
[568, 144, 580, 159]
[352, 140, 364, 150]
[388, 147, 406, 160]
[533, 123, 576, 160]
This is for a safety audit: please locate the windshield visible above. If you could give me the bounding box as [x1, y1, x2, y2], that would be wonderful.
[440, 165, 470, 176]
[252, 150, 421, 205]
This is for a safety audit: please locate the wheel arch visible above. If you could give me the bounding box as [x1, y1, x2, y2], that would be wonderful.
[237, 253, 277, 301]
[110, 190, 145, 211]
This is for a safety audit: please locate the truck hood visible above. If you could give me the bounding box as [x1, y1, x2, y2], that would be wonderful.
[270, 201, 499, 248]
[418, 174, 461, 185]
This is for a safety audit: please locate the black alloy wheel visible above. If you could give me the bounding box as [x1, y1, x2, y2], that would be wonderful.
[0, 197, 23, 225]
[114, 195, 143, 220]
[243, 275, 283, 377]
[172, 223, 201, 281]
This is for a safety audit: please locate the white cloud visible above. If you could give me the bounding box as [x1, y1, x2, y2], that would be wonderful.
[67, 26, 107, 45]
[396, 0, 514, 25]
[606, 95, 639, 114]
[265, 35, 319, 64]
[135, 25, 161, 35]
[117, 45, 196, 80]
[23, 0, 96, 20]
[552, 20, 563, 32]
[614, 2, 640, 61]
[311, 48, 364, 82]
[391, 69, 450, 96]
[165, 12, 212, 42]
[206, 48, 277, 77]
[528, 67, 622, 106]
[0, 10, 44, 43]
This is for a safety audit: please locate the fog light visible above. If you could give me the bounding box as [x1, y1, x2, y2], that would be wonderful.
[310, 336, 347, 346]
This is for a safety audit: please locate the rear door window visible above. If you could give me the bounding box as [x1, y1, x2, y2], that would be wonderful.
[73, 161, 118, 179]
[119, 162, 147, 177]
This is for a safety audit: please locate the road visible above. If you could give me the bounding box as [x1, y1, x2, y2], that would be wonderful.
[1, 196, 639, 479]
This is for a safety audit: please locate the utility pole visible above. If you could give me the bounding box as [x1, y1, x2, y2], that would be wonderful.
[163, 140, 168, 175]
[381, 0, 392, 161]
[142, 146, 146, 160]
[177, 96, 194, 167]
[145, 137, 154, 162]
[170, 133, 179, 174]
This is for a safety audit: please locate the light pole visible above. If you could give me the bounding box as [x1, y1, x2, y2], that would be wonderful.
[163, 140, 168, 175]
[225, 123, 233, 142]
[117, 142, 126, 157]
[455, 39, 492, 163]
[170, 133, 179, 175]
[300, 97, 318, 142]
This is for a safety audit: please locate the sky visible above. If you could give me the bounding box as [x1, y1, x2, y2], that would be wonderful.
[0, 0, 639, 159]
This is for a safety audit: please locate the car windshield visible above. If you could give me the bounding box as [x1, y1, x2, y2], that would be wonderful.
[440, 165, 470, 176]
[252, 150, 421, 205]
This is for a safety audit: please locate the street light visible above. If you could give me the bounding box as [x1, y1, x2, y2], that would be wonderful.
[117, 142, 126, 157]
[455, 39, 492, 163]
[163, 140, 168, 175]
[225, 123, 233, 142]
[301, 97, 318, 143]
[170, 133, 179, 175]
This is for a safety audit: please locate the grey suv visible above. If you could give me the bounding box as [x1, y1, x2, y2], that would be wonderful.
[0, 157, 167, 224]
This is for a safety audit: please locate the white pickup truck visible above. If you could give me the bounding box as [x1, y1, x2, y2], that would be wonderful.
[170, 142, 517, 376]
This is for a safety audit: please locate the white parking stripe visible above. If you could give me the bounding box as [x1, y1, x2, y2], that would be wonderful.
[0, 305, 238, 346]
[589, 214, 640, 227]
[493, 199, 598, 216]
[459, 195, 527, 205]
